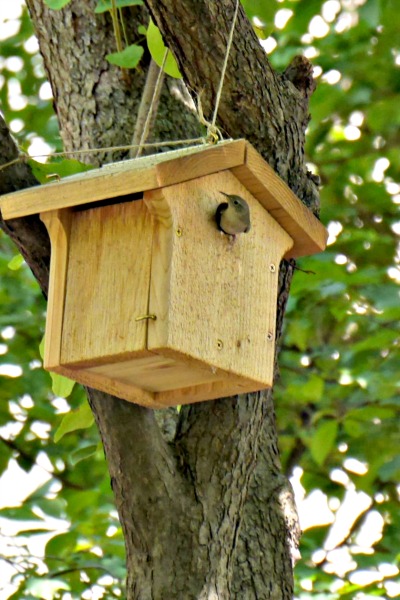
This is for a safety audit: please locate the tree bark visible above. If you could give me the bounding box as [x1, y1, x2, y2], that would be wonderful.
[0, 0, 318, 598]
[0, 117, 50, 295]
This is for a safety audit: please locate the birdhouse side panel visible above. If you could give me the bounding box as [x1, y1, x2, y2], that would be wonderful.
[145, 171, 293, 386]
[60, 199, 153, 366]
[40, 209, 72, 370]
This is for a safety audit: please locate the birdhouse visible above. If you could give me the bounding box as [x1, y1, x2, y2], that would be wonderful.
[0, 140, 327, 408]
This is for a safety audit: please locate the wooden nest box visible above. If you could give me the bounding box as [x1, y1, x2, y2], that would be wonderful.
[0, 140, 327, 408]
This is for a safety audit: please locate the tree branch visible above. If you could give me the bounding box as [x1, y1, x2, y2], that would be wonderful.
[0, 115, 50, 296]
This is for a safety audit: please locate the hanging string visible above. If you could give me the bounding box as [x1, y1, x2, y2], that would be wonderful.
[199, 0, 240, 142]
[0, 0, 240, 174]
[135, 49, 168, 158]
[212, 0, 240, 131]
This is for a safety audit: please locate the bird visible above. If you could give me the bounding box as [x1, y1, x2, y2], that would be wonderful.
[215, 192, 251, 238]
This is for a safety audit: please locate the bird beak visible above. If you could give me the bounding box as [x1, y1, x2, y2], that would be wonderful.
[219, 191, 229, 198]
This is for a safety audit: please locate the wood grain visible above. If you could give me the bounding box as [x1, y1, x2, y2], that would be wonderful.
[50, 363, 164, 408]
[0, 140, 245, 219]
[87, 353, 221, 393]
[155, 139, 246, 187]
[60, 199, 153, 365]
[146, 170, 294, 387]
[40, 209, 72, 369]
[155, 377, 264, 407]
[232, 143, 328, 258]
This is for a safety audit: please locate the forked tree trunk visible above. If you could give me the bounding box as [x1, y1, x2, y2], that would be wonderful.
[0, 1, 318, 597]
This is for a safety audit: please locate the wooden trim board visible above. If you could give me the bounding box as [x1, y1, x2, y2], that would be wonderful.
[0, 140, 246, 219]
[232, 143, 328, 258]
[51, 362, 269, 408]
[40, 209, 72, 369]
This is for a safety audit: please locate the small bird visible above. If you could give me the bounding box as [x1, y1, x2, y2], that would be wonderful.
[216, 192, 251, 238]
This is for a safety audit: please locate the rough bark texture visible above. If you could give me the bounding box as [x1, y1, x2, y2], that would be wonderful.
[0, 1, 318, 598]
[25, 0, 200, 164]
[0, 117, 50, 296]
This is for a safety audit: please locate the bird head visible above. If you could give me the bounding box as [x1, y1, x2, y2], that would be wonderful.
[217, 192, 251, 235]
[219, 192, 249, 215]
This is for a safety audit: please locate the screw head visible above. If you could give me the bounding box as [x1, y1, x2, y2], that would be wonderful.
[269, 264, 276, 273]
[267, 332, 274, 342]
[176, 227, 183, 237]
[217, 339, 224, 350]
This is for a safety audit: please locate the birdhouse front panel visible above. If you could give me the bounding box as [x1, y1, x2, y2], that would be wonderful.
[144, 170, 294, 388]
[0, 140, 328, 408]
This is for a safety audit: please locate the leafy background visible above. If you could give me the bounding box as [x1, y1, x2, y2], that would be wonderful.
[0, 0, 399, 598]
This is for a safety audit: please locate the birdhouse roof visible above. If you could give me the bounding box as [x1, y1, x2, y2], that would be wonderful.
[0, 139, 327, 258]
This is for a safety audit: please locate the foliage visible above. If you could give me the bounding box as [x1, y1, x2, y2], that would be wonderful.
[0, 0, 399, 598]
[146, 20, 182, 79]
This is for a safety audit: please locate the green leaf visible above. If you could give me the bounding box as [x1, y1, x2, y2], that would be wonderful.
[44, 0, 72, 9]
[359, 0, 381, 27]
[54, 401, 94, 443]
[0, 443, 12, 475]
[34, 497, 66, 518]
[50, 373, 75, 398]
[378, 456, 400, 482]
[17, 527, 55, 536]
[8, 254, 24, 271]
[241, 0, 277, 30]
[95, 0, 143, 13]
[147, 20, 182, 79]
[45, 532, 78, 558]
[301, 376, 325, 403]
[0, 505, 38, 521]
[39, 336, 75, 397]
[70, 444, 99, 466]
[346, 406, 396, 422]
[28, 158, 94, 184]
[310, 420, 338, 466]
[39, 336, 45, 360]
[106, 44, 144, 69]
[27, 577, 70, 598]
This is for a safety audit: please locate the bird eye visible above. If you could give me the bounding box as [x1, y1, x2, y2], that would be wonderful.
[233, 199, 239, 205]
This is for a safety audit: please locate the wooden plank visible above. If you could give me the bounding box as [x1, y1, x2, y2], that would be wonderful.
[155, 139, 246, 187]
[40, 209, 72, 370]
[50, 360, 268, 409]
[143, 189, 173, 351]
[49, 364, 163, 408]
[156, 377, 269, 407]
[58, 348, 151, 369]
[86, 353, 222, 393]
[1, 165, 158, 219]
[232, 142, 328, 258]
[60, 199, 153, 365]
[146, 171, 294, 386]
[0, 140, 245, 219]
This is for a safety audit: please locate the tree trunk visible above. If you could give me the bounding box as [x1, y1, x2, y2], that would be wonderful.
[0, 0, 318, 597]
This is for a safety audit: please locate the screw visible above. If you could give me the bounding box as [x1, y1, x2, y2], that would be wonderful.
[217, 339, 224, 350]
[269, 264, 276, 272]
[267, 332, 274, 342]
[176, 227, 183, 237]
